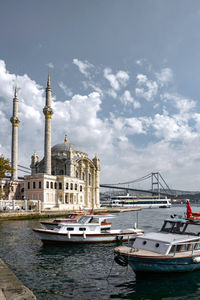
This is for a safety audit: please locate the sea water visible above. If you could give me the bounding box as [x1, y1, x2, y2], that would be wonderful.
[0, 205, 200, 300]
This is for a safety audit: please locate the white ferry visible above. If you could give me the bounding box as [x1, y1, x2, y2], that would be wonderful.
[102, 194, 171, 208]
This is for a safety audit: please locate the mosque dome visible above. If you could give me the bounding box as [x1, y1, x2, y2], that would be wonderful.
[51, 135, 71, 153]
[51, 143, 71, 153]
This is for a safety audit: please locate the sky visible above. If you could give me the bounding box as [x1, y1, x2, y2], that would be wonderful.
[1, 0, 200, 191]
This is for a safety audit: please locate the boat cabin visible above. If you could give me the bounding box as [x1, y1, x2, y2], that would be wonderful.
[53, 215, 113, 235]
[132, 232, 200, 256]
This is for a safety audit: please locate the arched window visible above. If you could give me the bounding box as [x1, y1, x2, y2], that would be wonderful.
[46, 181, 49, 188]
[70, 183, 73, 190]
[51, 182, 53, 189]
[59, 170, 64, 175]
[82, 172, 85, 180]
[54, 182, 57, 189]
[75, 184, 77, 190]
[66, 182, 69, 189]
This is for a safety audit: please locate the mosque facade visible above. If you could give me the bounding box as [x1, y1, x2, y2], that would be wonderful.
[4, 75, 101, 210]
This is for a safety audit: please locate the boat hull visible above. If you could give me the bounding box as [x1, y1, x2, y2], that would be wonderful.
[33, 228, 141, 244]
[122, 255, 200, 273]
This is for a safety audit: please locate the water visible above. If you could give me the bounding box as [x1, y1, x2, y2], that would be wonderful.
[1, 206, 200, 299]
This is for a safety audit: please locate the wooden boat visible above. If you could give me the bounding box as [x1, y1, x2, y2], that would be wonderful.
[114, 209, 200, 273]
[33, 214, 144, 244]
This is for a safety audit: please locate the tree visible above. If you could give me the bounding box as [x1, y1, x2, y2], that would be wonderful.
[0, 155, 13, 179]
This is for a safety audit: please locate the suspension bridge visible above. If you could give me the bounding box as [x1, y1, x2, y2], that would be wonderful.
[100, 172, 175, 197]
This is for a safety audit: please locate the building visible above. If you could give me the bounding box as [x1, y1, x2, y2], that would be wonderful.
[23, 75, 100, 210]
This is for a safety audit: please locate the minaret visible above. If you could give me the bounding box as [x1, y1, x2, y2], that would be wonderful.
[43, 74, 53, 174]
[10, 87, 20, 181]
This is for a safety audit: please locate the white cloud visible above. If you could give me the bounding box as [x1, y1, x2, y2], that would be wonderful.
[2, 59, 200, 190]
[135, 73, 158, 101]
[58, 81, 73, 97]
[120, 90, 141, 108]
[73, 58, 93, 77]
[162, 93, 196, 114]
[104, 68, 129, 91]
[47, 62, 54, 69]
[156, 68, 173, 86]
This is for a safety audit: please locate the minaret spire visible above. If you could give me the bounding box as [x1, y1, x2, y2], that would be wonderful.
[10, 87, 20, 180]
[43, 74, 53, 174]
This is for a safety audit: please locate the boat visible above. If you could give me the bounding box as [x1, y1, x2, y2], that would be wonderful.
[114, 204, 200, 273]
[40, 212, 112, 231]
[102, 194, 171, 209]
[33, 214, 144, 244]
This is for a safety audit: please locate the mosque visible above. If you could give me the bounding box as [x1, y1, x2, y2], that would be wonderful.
[1, 75, 100, 210]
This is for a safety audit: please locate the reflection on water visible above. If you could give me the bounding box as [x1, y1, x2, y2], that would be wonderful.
[0, 206, 200, 299]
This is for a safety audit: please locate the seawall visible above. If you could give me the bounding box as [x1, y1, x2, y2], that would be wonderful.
[0, 259, 36, 300]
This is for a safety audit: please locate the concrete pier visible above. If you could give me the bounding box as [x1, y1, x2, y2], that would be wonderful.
[0, 207, 141, 221]
[0, 259, 36, 300]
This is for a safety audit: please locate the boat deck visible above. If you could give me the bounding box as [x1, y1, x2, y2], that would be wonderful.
[114, 245, 200, 258]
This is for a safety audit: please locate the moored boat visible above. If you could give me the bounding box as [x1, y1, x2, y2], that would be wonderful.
[114, 205, 200, 273]
[40, 212, 112, 230]
[33, 214, 144, 244]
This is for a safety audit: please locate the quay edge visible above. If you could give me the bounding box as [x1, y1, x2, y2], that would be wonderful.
[0, 259, 36, 300]
[0, 207, 141, 221]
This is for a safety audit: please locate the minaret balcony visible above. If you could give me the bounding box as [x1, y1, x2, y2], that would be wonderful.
[43, 106, 54, 118]
[10, 116, 20, 126]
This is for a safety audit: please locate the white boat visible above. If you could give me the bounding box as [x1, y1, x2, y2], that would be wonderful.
[114, 205, 200, 273]
[33, 214, 144, 244]
[40, 212, 112, 231]
[102, 194, 171, 208]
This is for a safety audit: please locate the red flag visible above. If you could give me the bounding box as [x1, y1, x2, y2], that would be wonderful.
[89, 208, 93, 215]
[186, 201, 192, 218]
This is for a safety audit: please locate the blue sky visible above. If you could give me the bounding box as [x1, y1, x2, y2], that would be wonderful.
[1, 0, 200, 190]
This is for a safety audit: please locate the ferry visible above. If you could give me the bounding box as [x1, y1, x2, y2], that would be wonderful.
[102, 194, 171, 209]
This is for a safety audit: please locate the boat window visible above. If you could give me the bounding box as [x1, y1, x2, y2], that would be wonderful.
[143, 241, 147, 245]
[187, 244, 193, 251]
[79, 228, 86, 231]
[169, 245, 176, 253]
[67, 228, 74, 231]
[155, 243, 160, 248]
[195, 243, 200, 250]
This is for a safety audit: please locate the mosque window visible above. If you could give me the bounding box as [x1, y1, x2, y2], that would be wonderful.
[76, 171, 78, 178]
[66, 183, 69, 189]
[60, 170, 64, 175]
[51, 182, 53, 189]
[55, 182, 57, 189]
[70, 183, 73, 190]
[75, 184, 77, 190]
[39, 182, 41, 189]
[59, 182, 62, 189]
[33, 182, 36, 189]
[46, 181, 49, 189]
[80, 185, 82, 192]
[82, 172, 85, 180]
[28, 182, 30, 189]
